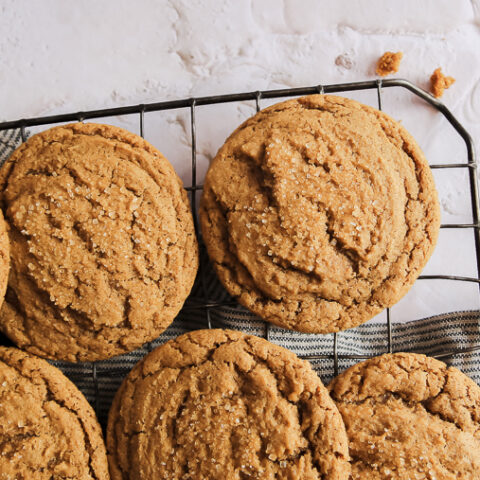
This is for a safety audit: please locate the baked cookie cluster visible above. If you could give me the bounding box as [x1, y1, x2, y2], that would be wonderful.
[0, 123, 199, 477]
[0, 95, 474, 480]
[106, 334, 480, 480]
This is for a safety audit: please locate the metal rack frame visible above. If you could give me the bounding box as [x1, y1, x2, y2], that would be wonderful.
[0, 79, 479, 410]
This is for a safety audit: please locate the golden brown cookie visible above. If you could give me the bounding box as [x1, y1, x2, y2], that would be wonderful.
[200, 95, 440, 333]
[329, 352, 480, 479]
[0, 346, 109, 479]
[0, 123, 198, 362]
[107, 328, 351, 480]
[0, 210, 9, 310]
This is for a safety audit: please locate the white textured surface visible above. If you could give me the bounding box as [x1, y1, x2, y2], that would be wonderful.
[1, 0, 479, 322]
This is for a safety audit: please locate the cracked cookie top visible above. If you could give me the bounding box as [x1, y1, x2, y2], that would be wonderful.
[0, 346, 109, 479]
[200, 95, 440, 333]
[329, 352, 480, 479]
[0, 123, 198, 361]
[106, 328, 351, 480]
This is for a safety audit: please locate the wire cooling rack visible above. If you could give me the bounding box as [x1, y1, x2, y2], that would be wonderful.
[0, 79, 479, 421]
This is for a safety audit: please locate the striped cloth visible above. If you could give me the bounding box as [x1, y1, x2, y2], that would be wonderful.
[0, 128, 24, 159]
[1, 128, 479, 427]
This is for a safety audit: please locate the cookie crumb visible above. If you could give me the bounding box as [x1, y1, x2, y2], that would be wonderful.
[430, 67, 455, 98]
[376, 51, 403, 77]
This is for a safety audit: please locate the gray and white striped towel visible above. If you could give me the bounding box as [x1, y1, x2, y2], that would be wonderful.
[0, 128, 479, 427]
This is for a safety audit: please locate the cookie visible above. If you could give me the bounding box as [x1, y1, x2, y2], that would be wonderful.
[328, 352, 480, 479]
[0, 123, 198, 362]
[107, 328, 351, 479]
[0, 346, 109, 479]
[200, 95, 440, 333]
[0, 210, 9, 310]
